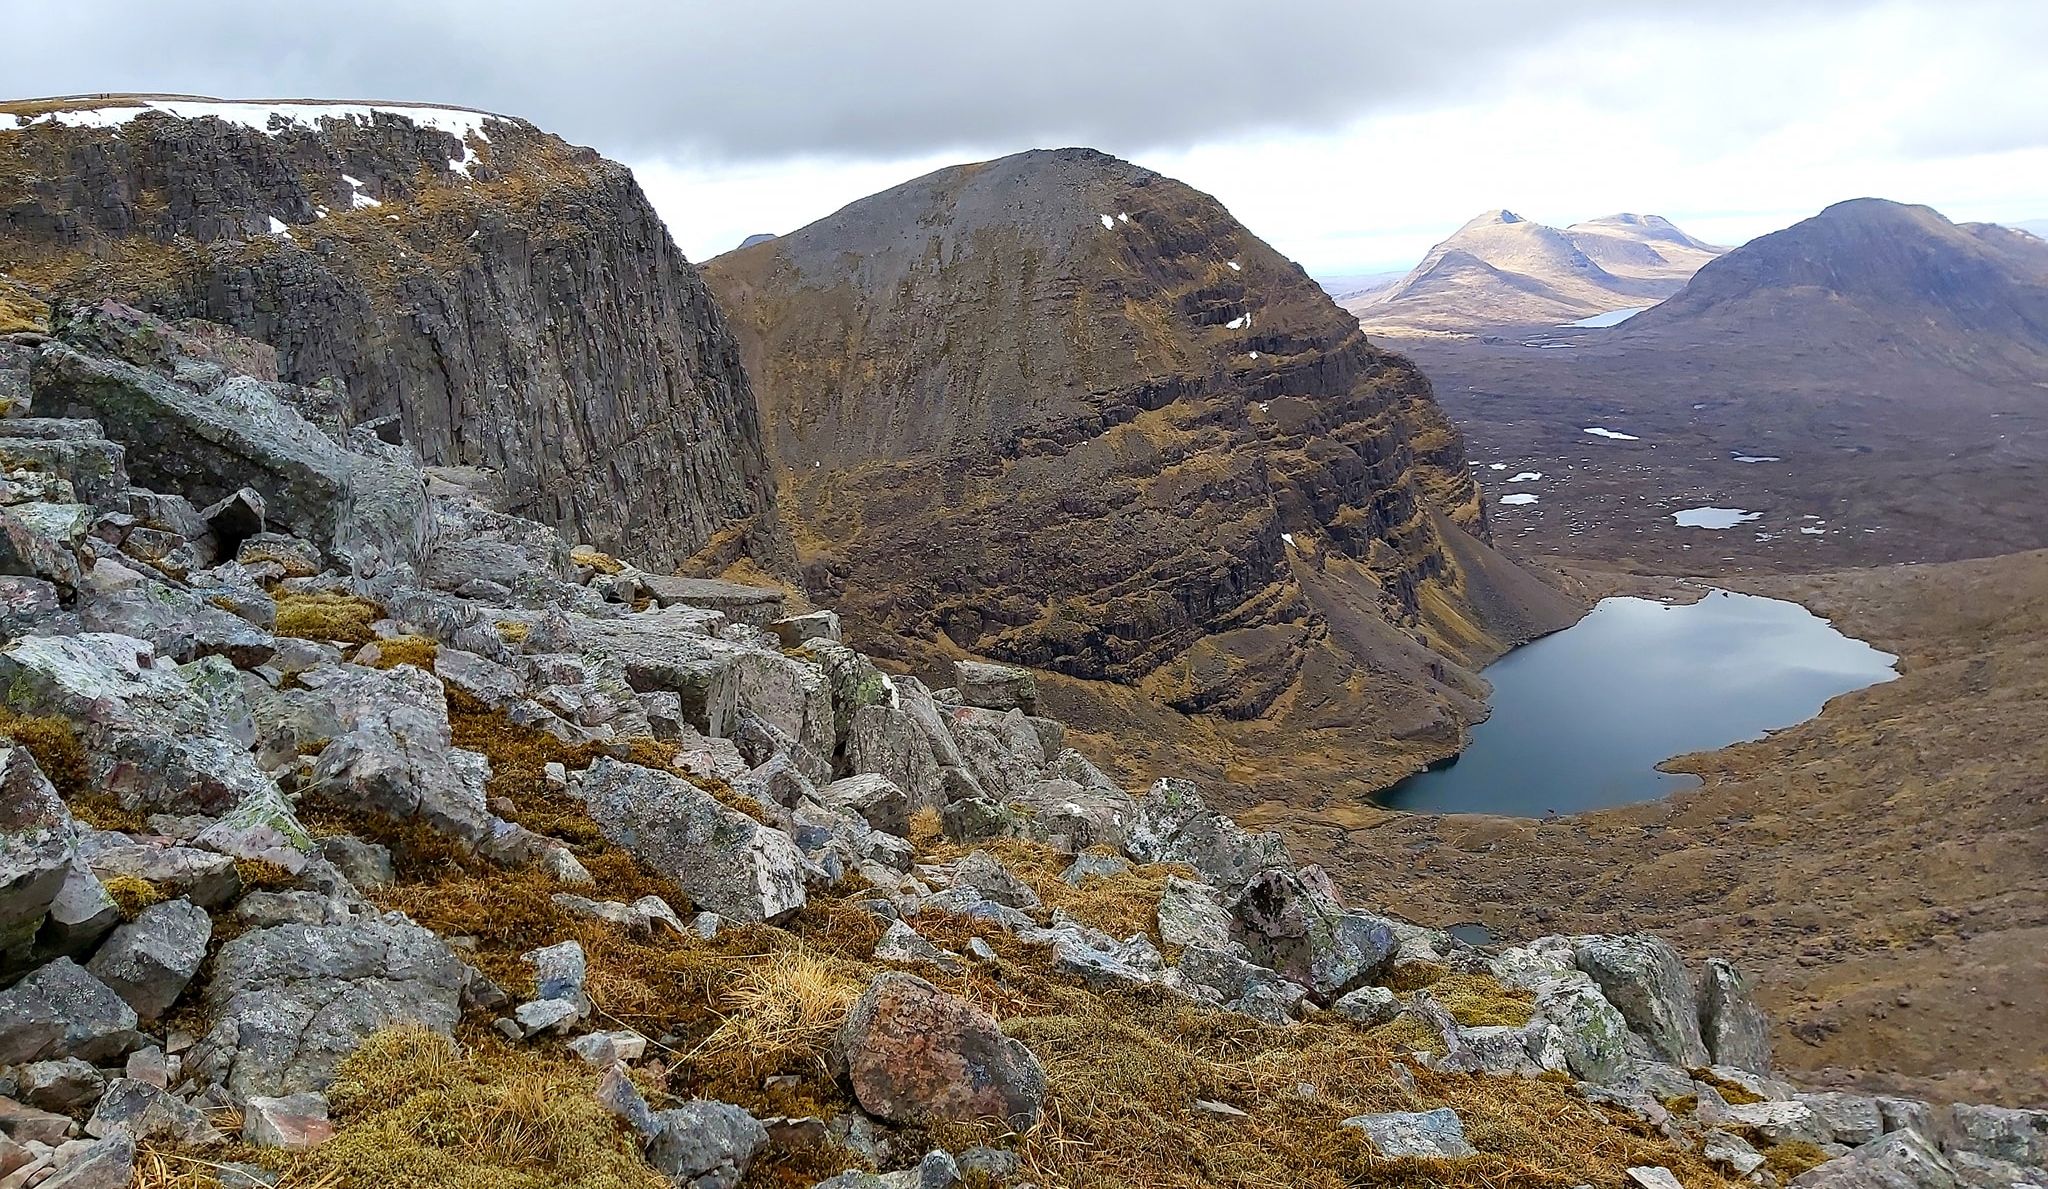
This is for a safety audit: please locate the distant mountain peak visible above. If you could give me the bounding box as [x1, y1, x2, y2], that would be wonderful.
[1353, 208, 1723, 331]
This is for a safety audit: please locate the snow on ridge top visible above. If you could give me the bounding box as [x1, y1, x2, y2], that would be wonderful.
[4, 98, 514, 143]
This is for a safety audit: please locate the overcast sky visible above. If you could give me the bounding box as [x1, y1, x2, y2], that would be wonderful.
[8, 1, 2045, 273]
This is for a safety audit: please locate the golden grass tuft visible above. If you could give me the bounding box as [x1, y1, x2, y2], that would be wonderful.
[1426, 973, 1536, 1028]
[365, 635, 441, 671]
[299, 1027, 666, 1189]
[907, 806, 945, 854]
[1764, 1139, 1832, 1180]
[495, 620, 531, 644]
[924, 837, 1190, 942]
[1692, 1066, 1768, 1105]
[0, 708, 90, 801]
[0, 280, 49, 335]
[103, 875, 164, 919]
[570, 548, 625, 575]
[274, 591, 383, 645]
[693, 948, 863, 1070]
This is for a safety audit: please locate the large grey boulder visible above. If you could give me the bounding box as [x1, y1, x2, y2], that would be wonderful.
[596, 1067, 768, 1189]
[74, 557, 274, 668]
[820, 774, 911, 837]
[945, 706, 1050, 803]
[1528, 977, 1634, 1085]
[1167, 944, 1309, 1024]
[950, 850, 1041, 911]
[0, 632, 304, 838]
[85, 1077, 225, 1145]
[1574, 935, 1709, 1067]
[194, 913, 474, 1098]
[0, 418, 129, 511]
[640, 576, 785, 626]
[1229, 866, 1394, 1000]
[951, 660, 1039, 714]
[835, 973, 1047, 1129]
[0, 957, 144, 1064]
[572, 757, 806, 923]
[1122, 778, 1289, 892]
[1797, 1091, 1886, 1147]
[0, 743, 75, 972]
[1697, 957, 1772, 1073]
[1949, 1104, 2048, 1169]
[33, 311, 429, 576]
[84, 898, 212, 1023]
[1341, 1108, 1477, 1158]
[1791, 1129, 1958, 1189]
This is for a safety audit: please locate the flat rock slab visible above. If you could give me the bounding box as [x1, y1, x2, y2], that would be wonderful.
[1341, 1107, 1477, 1159]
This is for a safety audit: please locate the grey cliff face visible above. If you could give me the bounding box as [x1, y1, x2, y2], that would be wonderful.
[0, 103, 783, 570]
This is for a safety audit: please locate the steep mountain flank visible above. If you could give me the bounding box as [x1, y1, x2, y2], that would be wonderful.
[1387, 198, 2048, 571]
[0, 95, 783, 569]
[1349, 209, 1723, 332]
[703, 149, 1576, 805]
[1623, 198, 2048, 377]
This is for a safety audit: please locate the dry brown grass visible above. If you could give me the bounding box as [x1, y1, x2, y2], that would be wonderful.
[292, 1027, 665, 1189]
[692, 948, 863, 1071]
[571, 547, 625, 575]
[923, 837, 1191, 942]
[273, 591, 382, 645]
[1691, 1067, 1767, 1105]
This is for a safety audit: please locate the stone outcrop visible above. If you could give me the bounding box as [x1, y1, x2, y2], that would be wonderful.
[0, 98, 783, 569]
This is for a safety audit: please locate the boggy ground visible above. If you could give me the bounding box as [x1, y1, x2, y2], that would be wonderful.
[1235, 549, 2048, 1108]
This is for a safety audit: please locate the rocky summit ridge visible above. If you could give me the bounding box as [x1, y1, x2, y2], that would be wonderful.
[0, 288, 2039, 1187]
[0, 95, 784, 572]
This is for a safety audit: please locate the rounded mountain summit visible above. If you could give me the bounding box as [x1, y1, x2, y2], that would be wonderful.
[704, 147, 1577, 804]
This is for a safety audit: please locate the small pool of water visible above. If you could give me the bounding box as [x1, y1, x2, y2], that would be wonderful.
[1378, 590, 1898, 816]
[1446, 923, 1495, 947]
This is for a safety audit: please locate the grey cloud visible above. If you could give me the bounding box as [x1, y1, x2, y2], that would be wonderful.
[8, 0, 1901, 163]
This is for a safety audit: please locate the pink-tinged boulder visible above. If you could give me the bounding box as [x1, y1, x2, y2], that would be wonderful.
[835, 973, 1045, 1128]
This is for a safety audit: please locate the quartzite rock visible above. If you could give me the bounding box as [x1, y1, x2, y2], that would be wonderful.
[572, 757, 806, 923]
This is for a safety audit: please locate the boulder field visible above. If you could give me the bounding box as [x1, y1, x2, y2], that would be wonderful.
[0, 300, 2039, 1187]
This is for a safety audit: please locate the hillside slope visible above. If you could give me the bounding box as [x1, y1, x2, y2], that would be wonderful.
[703, 148, 1578, 810]
[1349, 209, 1724, 332]
[0, 95, 784, 570]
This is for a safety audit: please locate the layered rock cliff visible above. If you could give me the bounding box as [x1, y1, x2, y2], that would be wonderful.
[704, 149, 1576, 804]
[0, 96, 783, 570]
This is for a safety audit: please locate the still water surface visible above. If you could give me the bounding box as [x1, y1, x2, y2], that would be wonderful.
[1378, 590, 1898, 816]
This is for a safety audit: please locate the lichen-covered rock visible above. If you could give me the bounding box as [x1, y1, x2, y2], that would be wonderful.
[0, 957, 144, 1065]
[1528, 977, 1634, 1085]
[1697, 957, 1772, 1074]
[820, 774, 911, 837]
[0, 744, 75, 973]
[1122, 778, 1289, 892]
[84, 897, 211, 1023]
[74, 557, 274, 668]
[195, 913, 473, 1098]
[1797, 1091, 1886, 1147]
[1949, 1104, 2048, 1169]
[1341, 1107, 1477, 1158]
[1229, 866, 1394, 1000]
[36, 1130, 135, 1189]
[950, 850, 1041, 911]
[1789, 1129, 1958, 1189]
[835, 972, 1046, 1128]
[0, 632, 304, 839]
[85, 1077, 225, 1145]
[952, 661, 1040, 714]
[1574, 934, 1709, 1068]
[572, 757, 806, 923]
[1331, 985, 1401, 1027]
[1167, 944, 1309, 1024]
[33, 307, 428, 575]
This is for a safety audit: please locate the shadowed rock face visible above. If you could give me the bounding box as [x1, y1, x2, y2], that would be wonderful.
[705, 148, 1575, 722]
[0, 98, 783, 570]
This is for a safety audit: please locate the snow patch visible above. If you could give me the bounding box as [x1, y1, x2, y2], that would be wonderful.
[351, 191, 382, 210]
[1487, 463, 1507, 470]
[265, 216, 291, 237]
[1281, 532, 1296, 547]
[1248, 351, 1260, 359]
[1508, 472, 1543, 482]
[1583, 427, 1640, 441]
[1732, 454, 1780, 463]
[1800, 526, 1827, 535]
[1672, 507, 1761, 529]
[14, 100, 503, 144]
[1117, 212, 1131, 223]
[1099, 214, 1115, 230]
[1226, 314, 1249, 330]
[1500, 493, 1538, 506]
[1227, 260, 1242, 271]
